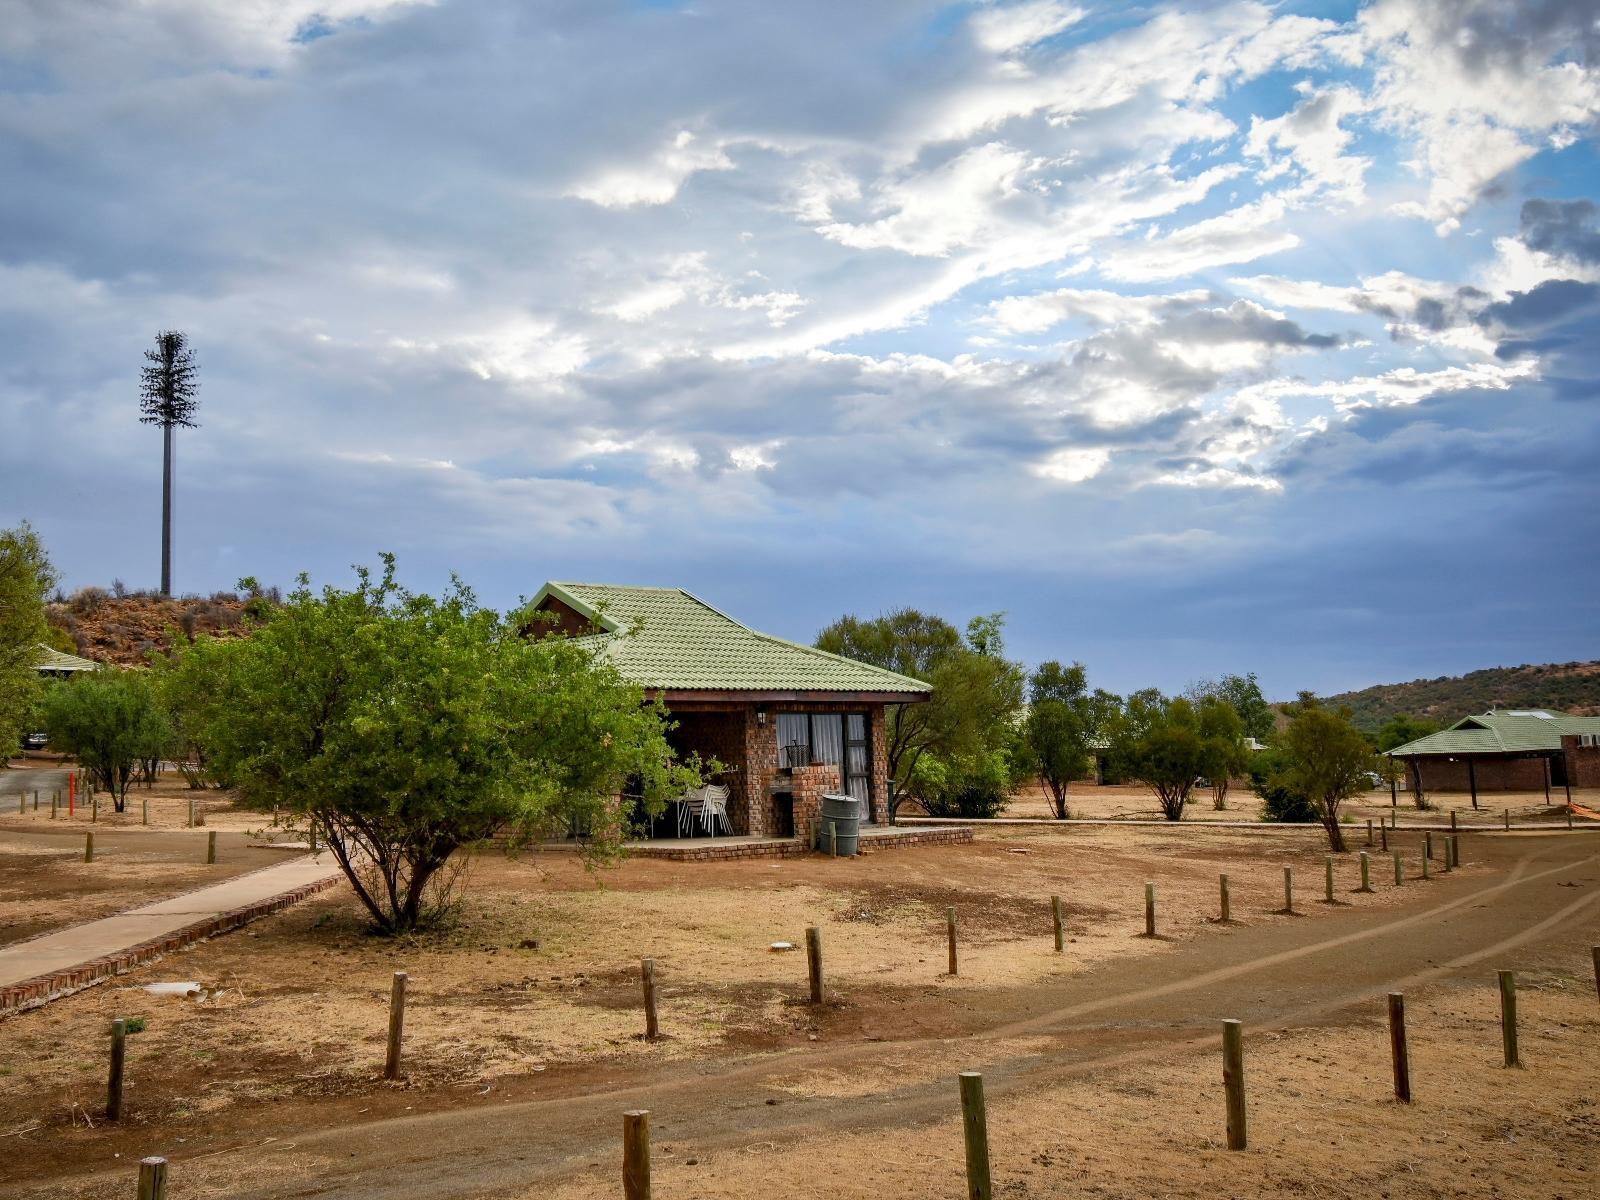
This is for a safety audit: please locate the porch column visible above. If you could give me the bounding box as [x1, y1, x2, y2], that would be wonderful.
[1544, 756, 1552, 804]
[1468, 758, 1478, 810]
[1389, 757, 1397, 805]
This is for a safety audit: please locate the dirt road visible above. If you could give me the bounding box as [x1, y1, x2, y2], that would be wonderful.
[13, 832, 1597, 1199]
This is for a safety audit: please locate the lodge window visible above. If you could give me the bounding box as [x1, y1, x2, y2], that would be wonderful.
[776, 711, 872, 815]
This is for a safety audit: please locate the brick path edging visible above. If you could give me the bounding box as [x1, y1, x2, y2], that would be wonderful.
[627, 825, 974, 861]
[0, 873, 344, 1017]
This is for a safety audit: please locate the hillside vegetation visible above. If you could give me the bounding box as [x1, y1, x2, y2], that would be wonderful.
[1326, 661, 1600, 731]
[44, 585, 272, 666]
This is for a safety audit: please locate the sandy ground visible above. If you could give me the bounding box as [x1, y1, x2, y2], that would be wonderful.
[1000, 780, 1598, 826]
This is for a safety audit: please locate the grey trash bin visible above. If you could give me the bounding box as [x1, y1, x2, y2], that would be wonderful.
[816, 793, 861, 857]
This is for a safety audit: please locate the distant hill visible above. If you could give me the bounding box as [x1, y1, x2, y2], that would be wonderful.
[44, 587, 271, 667]
[1324, 661, 1600, 732]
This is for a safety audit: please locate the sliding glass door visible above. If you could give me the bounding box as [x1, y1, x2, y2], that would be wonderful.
[776, 711, 873, 821]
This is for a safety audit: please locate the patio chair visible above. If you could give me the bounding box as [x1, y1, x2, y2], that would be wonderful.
[699, 784, 732, 836]
[676, 788, 708, 837]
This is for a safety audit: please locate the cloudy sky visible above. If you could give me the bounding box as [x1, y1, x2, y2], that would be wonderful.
[2, 0, 1598, 697]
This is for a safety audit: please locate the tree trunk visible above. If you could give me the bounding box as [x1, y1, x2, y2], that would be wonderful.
[1212, 779, 1229, 811]
[1322, 803, 1346, 852]
[160, 422, 174, 597]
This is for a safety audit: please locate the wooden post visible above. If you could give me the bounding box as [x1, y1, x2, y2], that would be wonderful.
[1591, 946, 1599, 1008]
[622, 1110, 651, 1200]
[1324, 856, 1334, 904]
[1358, 852, 1373, 892]
[84, 832, 94, 863]
[107, 1018, 127, 1120]
[1468, 759, 1479, 809]
[829, 820, 838, 858]
[91, 790, 97, 823]
[1424, 832, 1433, 861]
[1441, 837, 1452, 873]
[959, 1071, 992, 1200]
[1219, 873, 1230, 923]
[946, 907, 958, 976]
[1387, 993, 1411, 1103]
[136, 1157, 168, 1200]
[141, 795, 148, 826]
[1390, 768, 1397, 805]
[1282, 866, 1293, 914]
[1450, 809, 1458, 832]
[1222, 1019, 1246, 1151]
[1393, 851, 1403, 886]
[1051, 894, 1064, 953]
[32, 789, 38, 811]
[1498, 970, 1519, 1068]
[1503, 808, 1510, 832]
[187, 798, 194, 828]
[50, 791, 57, 819]
[206, 830, 216, 865]
[1451, 836, 1460, 868]
[384, 971, 407, 1079]
[1543, 757, 1552, 804]
[1366, 818, 1373, 847]
[1144, 881, 1156, 937]
[1380, 824, 1388, 852]
[1567, 808, 1574, 830]
[641, 958, 660, 1040]
[1420, 847, 1429, 880]
[806, 926, 824, 1004]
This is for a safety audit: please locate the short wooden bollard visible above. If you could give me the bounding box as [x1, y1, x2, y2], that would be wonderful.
[806, 926, 824, 1004]
[384, 971, 407, 1079]
[91, 791, 98, 822]
[84, 832, 94, 863]
[1282, 866, 1294, 914]
[829, 820, 838, 858]
[1051, 894, 1064, 953]
[1144, 881, 1156, 937]
[947, 907, 959, 976]
[107, 1018, 127, 1120]
[32, 789, 38, 811]
[141, 796, 148, 826]
[1358, 852, 1373, 892]
[1450, 809, 1458, 831]
[1567, 808, 1574, 830]
[1219, 873, 1230, 922]
[136, 1156, 168, 1200]
[1420, 847, 1430, 880]
[1591, 946, 1599, 1007]
[1323, 856, 1334, 904]
[1388, 992, 1411, 1103]
[1392, 851, 1403, 886]
[50, 792, 57, 819]
[206, 830, 217, 865]
[1366, 818, 1373, 847]
[641, 958, 660, 1039]
[959, 1071, 992, 1200]
[1380, 824, 1388, 851]
[623, 1110, 651, 1200]
[1451, 836, 1460, 868]
[1441, 838, 1453, 872]
[1498, 970, 1520, 1068]
[187, 798, 195, 828]
[1424, 832, 1433, 861]
[1503, 808, 1511, 831]
[1222, 1019, 1247, 1150]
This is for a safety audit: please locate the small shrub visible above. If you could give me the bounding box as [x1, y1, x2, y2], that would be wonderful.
[68, 586, 110, 615]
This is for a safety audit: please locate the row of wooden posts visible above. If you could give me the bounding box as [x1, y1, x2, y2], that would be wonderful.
[103, 834, 1488, 1128]
[77, 829, 218, 865]
[16, 784, 209, 829]
[116, 945, 1600, 1199]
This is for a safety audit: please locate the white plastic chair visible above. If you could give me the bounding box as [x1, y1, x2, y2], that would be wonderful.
[676, 788, 707, 837]
[699, 784, 732, 836]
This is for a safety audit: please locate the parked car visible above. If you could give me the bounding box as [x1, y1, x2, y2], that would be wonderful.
[20, 731, 48, 751]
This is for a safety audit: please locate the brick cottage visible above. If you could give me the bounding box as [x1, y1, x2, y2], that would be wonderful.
[1385, 708, 1600, 806]
[528, 582, 931, 843]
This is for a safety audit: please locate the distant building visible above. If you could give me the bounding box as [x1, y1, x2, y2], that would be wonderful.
[33, 645, 101, 677]
[1384, 709, 1600, 804]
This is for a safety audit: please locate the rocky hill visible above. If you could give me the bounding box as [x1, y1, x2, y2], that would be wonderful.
[44, 587, 268, 666]
[1326, 661, 1600, 732]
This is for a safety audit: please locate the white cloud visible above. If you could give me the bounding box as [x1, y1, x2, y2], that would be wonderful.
[1033, 446, 1110, 483]
[970, 2, 1085, 56]
[1245, 84, 1370, 202]
[569, 130, 736, 209]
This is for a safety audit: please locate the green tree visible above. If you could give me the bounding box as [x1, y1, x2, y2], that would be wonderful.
[1271, 698, 1375, 851]
[1375, 714, 1438, 752]
[1249, 744, 1318, 823]
[816, 609, 1024, 819]
[1188, 672, 1275, 742]
[1196, 696, 1250, 810]
[1108, 693, 1208, 821]
[43, 670, 170, 810]
[1, 524, 56, 755]
[908, 748, 1012, 820]
[151, 630, 236, 789]
[168, 558, 700, 934]
[1020, 661, 1119, 819]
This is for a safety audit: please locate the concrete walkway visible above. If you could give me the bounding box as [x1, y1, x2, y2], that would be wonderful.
[0, 852, 344, 990]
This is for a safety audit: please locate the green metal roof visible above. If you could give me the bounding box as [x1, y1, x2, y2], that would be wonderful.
[1386, 710, 1600, 757]
[33, 644, 100, 673]
[531, 582, 932, 696]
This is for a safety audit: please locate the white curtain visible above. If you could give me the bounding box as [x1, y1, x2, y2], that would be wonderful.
[810, 714, 843, 765]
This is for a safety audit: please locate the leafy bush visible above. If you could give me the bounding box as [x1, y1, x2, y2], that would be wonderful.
[911, 750, 1011, 819]
[1251, 746, 1317, 823]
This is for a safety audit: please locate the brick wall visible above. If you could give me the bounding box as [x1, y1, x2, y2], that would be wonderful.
[1561, 736, 1600, 787]
[1413, 756, 1550, 793]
